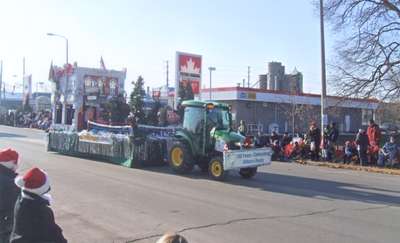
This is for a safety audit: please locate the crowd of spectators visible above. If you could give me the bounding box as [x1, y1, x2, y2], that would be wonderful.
[0, 110, 52, 130]
[240, 119, 399, 168]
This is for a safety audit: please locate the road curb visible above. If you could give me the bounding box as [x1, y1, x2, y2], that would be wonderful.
[295, 160, 400, 176]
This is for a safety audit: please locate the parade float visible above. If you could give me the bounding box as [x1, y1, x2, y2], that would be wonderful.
[46, 62, 179, 167]
[47, 121, 175, 167]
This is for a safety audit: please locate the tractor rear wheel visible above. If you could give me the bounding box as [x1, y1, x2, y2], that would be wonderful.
[208, 156, 226, 181]
[168, 141, 194, 174]
[239, 167, 258, 179]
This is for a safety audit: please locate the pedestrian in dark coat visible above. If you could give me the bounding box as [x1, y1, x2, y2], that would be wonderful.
[325, 123, 339, 161]
[10, 167, 67, 243]
[0, 148, 20, 243]
[238, 120, 247, 136]
[270, 131, 279, 145]
[328, 122, 339, 144]
[307, 122, 321, 161]
[356, 129, 369, 166]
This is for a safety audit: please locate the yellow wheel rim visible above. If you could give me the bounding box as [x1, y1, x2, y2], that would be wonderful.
[171, 147, 183, 167]
[211, 160, 222, 177]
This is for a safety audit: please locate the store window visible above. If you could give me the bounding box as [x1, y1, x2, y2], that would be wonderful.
[110, 79, 117, 95]
[55, 104, 62, 124]
[345, 115, 351, 132]
[98, 78, 104, 95]
[362, 109, 374, 125]
[66, 105, 74, 125]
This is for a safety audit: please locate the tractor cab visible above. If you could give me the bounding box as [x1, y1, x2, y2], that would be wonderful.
[180, 101, 240, 154]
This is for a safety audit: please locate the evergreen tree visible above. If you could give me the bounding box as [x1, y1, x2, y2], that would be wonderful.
[129, 76, 146, 124]
[146, 100, 161, 125]
[102, 95, 130, 123]
[178, 81, 194, 101]
[178, 82, 186, 101]
[185, 81, 194, 100]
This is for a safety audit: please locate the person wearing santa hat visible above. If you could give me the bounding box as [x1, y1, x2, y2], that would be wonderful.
[0, 148, 20, 243]
[10, 167, 67, 243]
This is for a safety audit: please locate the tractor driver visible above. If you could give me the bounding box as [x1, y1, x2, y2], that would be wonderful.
[206, 109, 224, 131]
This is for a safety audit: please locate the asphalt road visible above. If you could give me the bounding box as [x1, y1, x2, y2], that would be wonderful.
[0, 125, 399, 243]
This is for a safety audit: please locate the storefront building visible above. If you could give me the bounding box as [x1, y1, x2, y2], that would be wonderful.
[49, 63, 126, 130]
[200, 87, 379, 134]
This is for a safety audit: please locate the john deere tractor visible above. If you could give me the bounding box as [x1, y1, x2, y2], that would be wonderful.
[167, 100, 272, 180]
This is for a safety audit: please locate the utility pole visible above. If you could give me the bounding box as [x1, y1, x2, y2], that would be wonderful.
[166, 60, 169, 88]
[23, 57, 25, 77]
[320, 0, 328, 130]
[208, 67, 216, 100]
[242, 78, 245, 88]
[22, 57, 26, 107]
[247, 66, 250, 88]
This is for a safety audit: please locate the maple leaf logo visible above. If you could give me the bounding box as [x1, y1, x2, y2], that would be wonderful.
[180, 58, 200, 75]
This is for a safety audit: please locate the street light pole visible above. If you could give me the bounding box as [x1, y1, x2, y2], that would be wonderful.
[47, 33, 68, 68]
[208, 67, 216, 100]
[320, 0, 327, 130]
[47, 33, 69, 124]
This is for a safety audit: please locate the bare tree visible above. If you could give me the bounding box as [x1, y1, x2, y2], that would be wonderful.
[375, 101, 400, 123]
[321, 0, 400, 101]
[277, 97, 319, 134]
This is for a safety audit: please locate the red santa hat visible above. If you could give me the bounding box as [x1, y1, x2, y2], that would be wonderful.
[0, 148, 19, 171]
[15, 167, 50, 196]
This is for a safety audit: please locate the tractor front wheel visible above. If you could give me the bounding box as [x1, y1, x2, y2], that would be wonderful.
[208, 156, 226, 181]
[239, 167, 258, 179]
[168, 142, 194, 174]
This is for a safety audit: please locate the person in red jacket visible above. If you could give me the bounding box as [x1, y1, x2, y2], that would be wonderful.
[367, 119, 381, 164]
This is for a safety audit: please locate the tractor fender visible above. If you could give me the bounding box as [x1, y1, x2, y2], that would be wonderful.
[166, 131, 194, 155]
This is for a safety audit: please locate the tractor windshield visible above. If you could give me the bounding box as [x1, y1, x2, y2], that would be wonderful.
[206, 108, 230, 130]
[183, 106, 204, 134]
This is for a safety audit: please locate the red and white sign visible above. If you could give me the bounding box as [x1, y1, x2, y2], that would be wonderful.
[176, 52, 202, 97]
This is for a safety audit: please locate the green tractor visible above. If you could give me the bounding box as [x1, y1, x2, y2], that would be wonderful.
[167, 100, 272, 180]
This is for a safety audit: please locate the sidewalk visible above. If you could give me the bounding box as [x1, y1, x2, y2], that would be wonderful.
[295, 160, 400, 176]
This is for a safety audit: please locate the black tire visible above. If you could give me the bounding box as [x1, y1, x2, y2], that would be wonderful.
[168, 141, 194, 174]
[208, 156, 226, 181]
[239, 167, 257, 179]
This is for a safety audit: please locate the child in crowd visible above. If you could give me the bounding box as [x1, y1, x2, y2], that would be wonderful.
[10, 167, 67, 243]
[343, 141, 358, 164]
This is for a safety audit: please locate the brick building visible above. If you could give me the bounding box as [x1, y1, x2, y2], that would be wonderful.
[201, 87, 379, 134]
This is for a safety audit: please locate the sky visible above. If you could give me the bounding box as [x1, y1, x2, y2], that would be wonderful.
[0, 0, 334, 94]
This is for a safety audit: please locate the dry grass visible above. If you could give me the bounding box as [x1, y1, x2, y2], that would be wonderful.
[295, 160, 400, 176]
